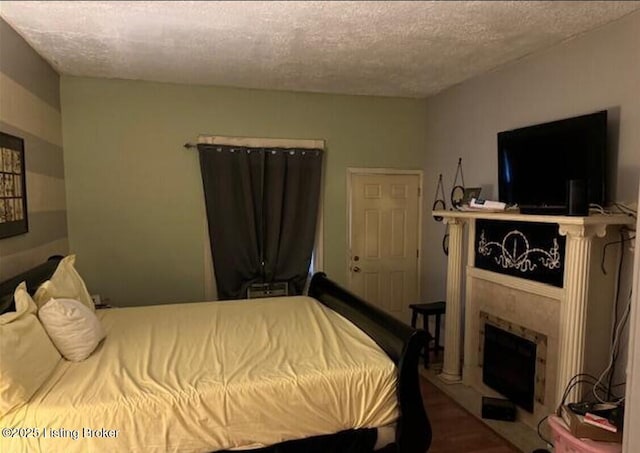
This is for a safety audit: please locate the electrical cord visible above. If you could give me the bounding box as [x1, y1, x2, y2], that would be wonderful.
[594, 293, 632, 404]
[558, 376, 626, 410]
[613, 202, 637, 218]
[606, 228, 629, 394]
[599, 231, 635, 275]
[537, 415, 552, 447]
[539, 374, 627, 447]
[544, 375, 626, 451]
[604, 229, 633, 400]
[539, 375, 601, 448]
[557, 373, 625, 406]
[589, 203, 611, 215]
[561, 377, 600, 406]
[608, 230, 625, 351]
[599, 228, 634, 397]
[605, 291, 632, 403]
[589, 202, 637, 218]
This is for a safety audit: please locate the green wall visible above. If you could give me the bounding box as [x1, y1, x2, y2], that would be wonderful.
[61, 76, 427, 306]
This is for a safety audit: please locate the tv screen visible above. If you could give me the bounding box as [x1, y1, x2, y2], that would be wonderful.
[498, 110, 607, 212]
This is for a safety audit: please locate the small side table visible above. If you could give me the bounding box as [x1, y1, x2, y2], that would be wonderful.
[409, 301, 446, 368]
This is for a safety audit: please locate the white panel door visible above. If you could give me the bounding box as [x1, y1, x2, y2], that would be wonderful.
[349, 173, 421, 323]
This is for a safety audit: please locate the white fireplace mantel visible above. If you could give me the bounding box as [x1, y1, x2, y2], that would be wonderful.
[433, 210, 634, 411]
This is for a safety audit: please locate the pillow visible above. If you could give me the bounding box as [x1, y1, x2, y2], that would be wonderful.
[33, 255, 94, 311]
[0, 283, 61, 416]
[38, 298, 106, 362]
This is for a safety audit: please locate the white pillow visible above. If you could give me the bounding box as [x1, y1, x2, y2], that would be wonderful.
[0, 283, 61, 416]
[38, 298, 106, 362]
[34, 255, 95, 311]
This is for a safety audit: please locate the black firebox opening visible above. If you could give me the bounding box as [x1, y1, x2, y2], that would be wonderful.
[483, 324, 536, 413]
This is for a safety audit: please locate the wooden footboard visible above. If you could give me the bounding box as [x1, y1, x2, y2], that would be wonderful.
[309, 273, 431, 453]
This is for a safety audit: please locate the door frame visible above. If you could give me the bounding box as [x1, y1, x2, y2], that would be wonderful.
[346, 167, 424, 298]
[622, 184, 640, 452]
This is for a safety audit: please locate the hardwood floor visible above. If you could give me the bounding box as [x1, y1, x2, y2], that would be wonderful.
[421, 377, 521, 453]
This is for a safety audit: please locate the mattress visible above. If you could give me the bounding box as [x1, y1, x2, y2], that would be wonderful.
[0, 296, 398, 452]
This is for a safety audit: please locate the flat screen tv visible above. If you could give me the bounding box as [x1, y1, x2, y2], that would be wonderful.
[498, 110, 607, 214]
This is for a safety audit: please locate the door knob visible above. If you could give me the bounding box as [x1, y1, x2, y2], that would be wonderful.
[353, 266, 361, 273]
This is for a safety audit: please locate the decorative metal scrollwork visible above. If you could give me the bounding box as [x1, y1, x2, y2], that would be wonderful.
[478, 229, 561, 272]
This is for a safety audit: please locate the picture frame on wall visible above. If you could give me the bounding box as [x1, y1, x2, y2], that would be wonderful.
[0, 132, 28, 239]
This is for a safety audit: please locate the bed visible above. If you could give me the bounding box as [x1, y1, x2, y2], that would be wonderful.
[0, 257, 431, 452]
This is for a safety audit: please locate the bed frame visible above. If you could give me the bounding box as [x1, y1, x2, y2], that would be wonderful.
[0, 255, 63, 314]
[309, 273, 431, 452]
[0, 259, 431, 453]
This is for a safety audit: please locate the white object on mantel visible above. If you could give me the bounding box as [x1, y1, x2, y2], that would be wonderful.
[433, 210, 634, 420]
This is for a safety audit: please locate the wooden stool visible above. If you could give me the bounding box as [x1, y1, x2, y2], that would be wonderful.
[409, 301, 446, 368]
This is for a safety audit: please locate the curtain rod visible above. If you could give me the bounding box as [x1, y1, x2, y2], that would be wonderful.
[183, 143, 324, 151]
[184, 136, 325, 150]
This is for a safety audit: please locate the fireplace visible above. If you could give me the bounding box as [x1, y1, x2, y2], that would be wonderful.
[482, 324, 538, 412]
[478, 311, 548, 415]
[434, 212, 629, 430]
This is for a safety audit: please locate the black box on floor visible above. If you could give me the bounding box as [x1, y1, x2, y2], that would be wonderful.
[481, 396, 516, 421]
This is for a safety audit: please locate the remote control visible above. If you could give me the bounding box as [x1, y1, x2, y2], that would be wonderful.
[470, 198, 507, 210]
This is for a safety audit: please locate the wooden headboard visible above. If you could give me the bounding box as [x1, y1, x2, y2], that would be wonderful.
[0, 256, 63, 314]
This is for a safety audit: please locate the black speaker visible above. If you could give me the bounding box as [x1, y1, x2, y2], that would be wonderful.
[481, 396, 516, 421]
[567, 179, 588, 216]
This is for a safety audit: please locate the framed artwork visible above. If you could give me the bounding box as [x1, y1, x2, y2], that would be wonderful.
[0, 132, 28, 239]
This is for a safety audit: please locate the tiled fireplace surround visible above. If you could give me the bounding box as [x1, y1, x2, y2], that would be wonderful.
[432, 210, 634, 429]
[465, 277, 560, 427]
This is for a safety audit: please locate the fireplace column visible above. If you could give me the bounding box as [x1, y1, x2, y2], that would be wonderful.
[439, 217, 465, 383]
[556, 223, 607, 405]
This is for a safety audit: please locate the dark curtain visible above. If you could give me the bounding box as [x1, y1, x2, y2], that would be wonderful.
[198, 144, 323, 300]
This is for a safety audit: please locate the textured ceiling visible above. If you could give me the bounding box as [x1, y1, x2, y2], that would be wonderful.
[1, 1, 639, 98]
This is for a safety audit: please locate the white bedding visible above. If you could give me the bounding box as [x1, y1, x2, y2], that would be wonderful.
[0, 296, 398, 452]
